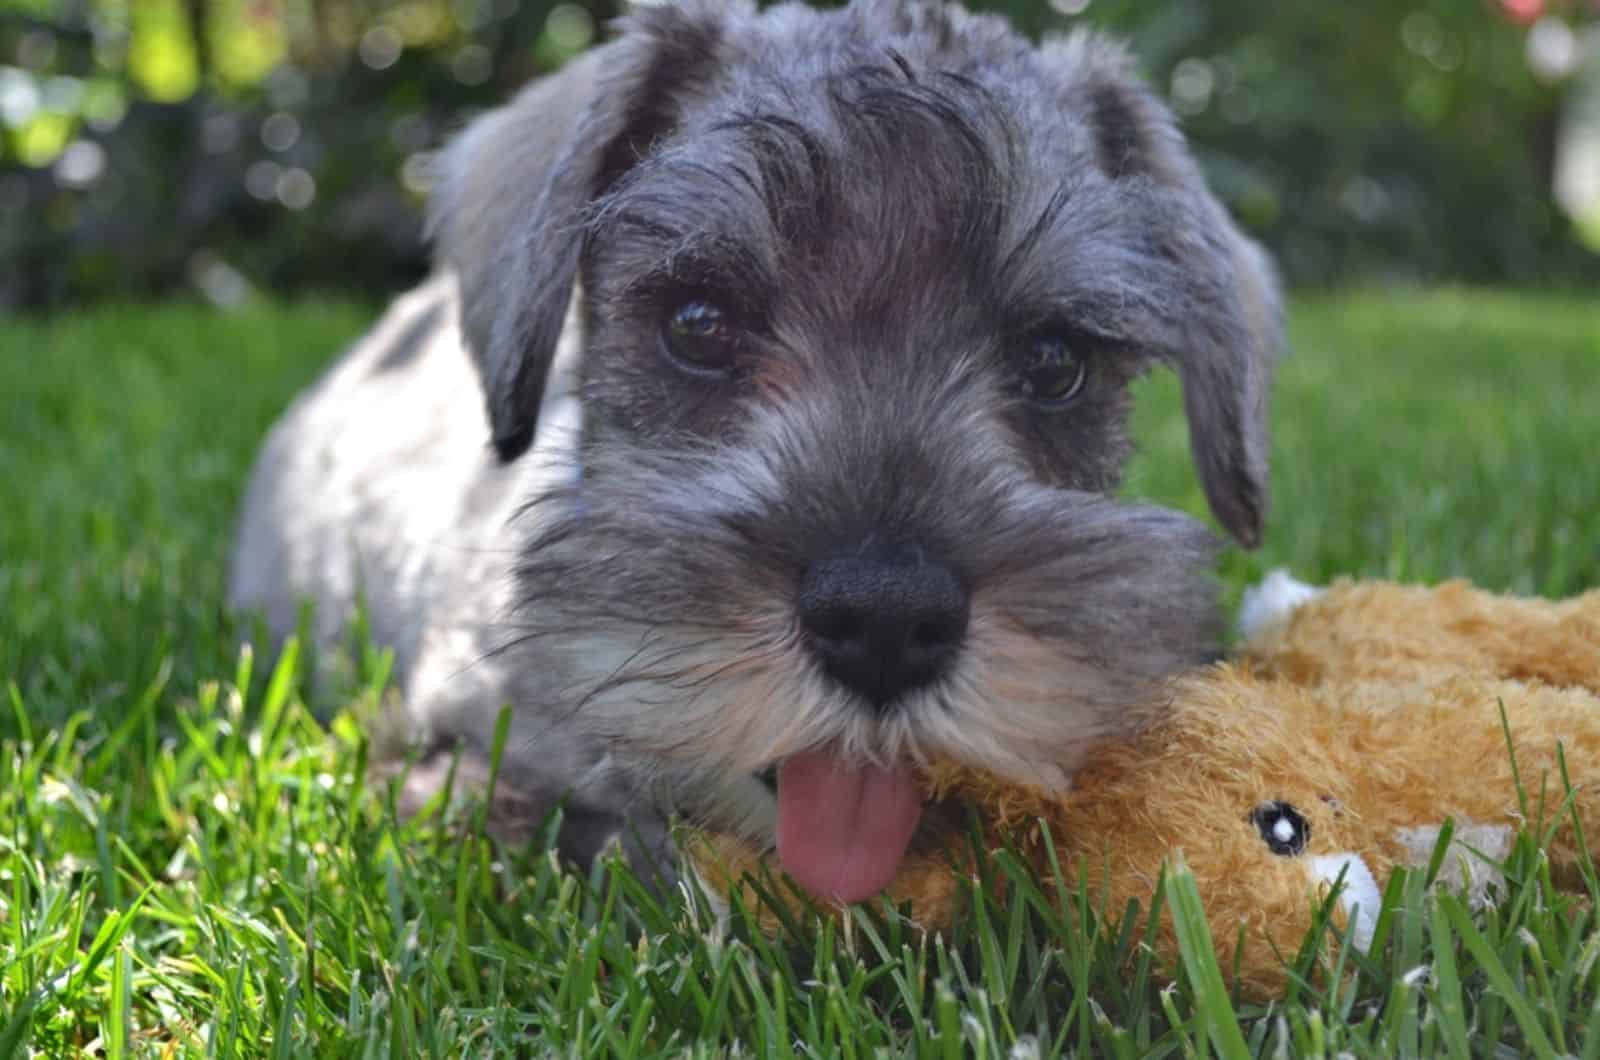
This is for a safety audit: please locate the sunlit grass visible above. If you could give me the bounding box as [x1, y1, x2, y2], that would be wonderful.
[2, 289, 1598, 1054]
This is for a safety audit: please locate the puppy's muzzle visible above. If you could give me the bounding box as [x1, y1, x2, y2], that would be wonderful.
[797, 540, 970, 710]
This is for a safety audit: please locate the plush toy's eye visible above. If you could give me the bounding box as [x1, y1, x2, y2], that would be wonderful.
[1251, 801, 1310, 856]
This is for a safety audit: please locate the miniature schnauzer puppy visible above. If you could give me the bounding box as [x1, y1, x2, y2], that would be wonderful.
[230, 0, 1282, 903]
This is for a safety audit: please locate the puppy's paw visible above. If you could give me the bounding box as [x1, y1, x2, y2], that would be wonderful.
[1238, 569, 1324, 641]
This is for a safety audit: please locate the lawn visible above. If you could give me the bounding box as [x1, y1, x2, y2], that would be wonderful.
[2, 291, 1598, 1056]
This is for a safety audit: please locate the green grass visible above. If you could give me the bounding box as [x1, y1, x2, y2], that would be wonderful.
[2, 290, 1598, 1055]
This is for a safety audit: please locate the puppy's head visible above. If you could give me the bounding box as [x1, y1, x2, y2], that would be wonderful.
[432, 0, 1283, 901]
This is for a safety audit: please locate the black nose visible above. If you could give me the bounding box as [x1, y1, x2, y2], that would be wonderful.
[797, 542, 969, 709]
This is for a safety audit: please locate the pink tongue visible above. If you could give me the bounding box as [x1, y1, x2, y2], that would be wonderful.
[775, 751, 925, 903]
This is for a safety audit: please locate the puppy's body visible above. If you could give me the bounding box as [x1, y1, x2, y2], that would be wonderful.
[229, 275, 663, 862]
[231, 0, 1282, 899]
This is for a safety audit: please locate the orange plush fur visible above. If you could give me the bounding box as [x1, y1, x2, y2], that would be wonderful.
[692, 576, 1600, 999]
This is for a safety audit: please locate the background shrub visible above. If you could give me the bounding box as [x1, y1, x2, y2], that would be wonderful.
[2, 0, 1598, 309]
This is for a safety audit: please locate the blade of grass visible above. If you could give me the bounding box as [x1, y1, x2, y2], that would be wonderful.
[1440, 894, 1556, 1058]
[1163, 859, 1249, 1059]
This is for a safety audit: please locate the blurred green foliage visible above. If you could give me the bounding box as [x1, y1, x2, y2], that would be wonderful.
[1, 0, 1597, 308]
[1080, 0, 1600, 286]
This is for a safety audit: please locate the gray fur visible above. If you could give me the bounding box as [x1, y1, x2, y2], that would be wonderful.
[230, 0, 1281, 879]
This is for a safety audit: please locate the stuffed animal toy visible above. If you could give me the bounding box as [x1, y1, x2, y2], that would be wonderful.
[692, 573, 1600, 999]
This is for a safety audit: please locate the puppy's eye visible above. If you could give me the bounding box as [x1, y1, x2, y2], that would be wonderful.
[1019, 335, 1087, 407]
[662, 301, 739, 376]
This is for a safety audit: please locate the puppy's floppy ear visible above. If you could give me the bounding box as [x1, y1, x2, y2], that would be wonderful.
[1171, 231, 1281, 549]
[428, 2, 735, 461]
[1044, 31, 1284, 548]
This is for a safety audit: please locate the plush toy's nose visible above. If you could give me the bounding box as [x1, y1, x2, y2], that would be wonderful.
[1306, 853, 1381, 953]
[798, 541, 969, 711]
